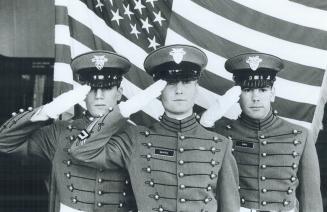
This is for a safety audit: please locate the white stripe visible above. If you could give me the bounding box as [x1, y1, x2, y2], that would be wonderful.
[166, 29, 321, 105]
[54, 63, 74, 83]
[172, 0, 327, 69]
[56, 0, 147, 70]
[233, 0, 327, 31]
[60, 203, 85, 212]
[279, 117, 311, 129]
[55, 25, 71, 46]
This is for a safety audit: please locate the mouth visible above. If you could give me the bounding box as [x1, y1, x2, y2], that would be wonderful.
[173, 99, 186, 102]
[94, 104, 107, 107]
[249, 106, 263, 110]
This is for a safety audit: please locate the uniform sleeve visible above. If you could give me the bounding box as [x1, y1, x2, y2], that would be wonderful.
[216, 140, 240, 212]
[298, 132, 323, 212]
[70, 106, 133, 169]
[0, 108, 58, 161]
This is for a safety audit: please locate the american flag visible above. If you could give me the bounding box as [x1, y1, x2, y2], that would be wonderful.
[54, 0, 327, 140]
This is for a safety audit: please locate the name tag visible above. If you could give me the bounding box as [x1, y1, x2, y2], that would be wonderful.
[155, 148, 174, 157]
[235, 141, 254, 149]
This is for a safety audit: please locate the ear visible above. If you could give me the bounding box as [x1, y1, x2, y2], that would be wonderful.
[270, 86, 276, 102]
[116, 86, 123, 102]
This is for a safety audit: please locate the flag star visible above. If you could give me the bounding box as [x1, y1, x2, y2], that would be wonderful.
[140, 17, 153, 33]
[109, 0, 113, 6]
[134, 0, 146, 15]
[123, 4, 134, 20]
[153, 11, 166, 26]
[130, 23, 141, 39]
[146, 0, 158, 8]
[148, 36, 160, 50]
[111, 9, 124, 26]
[95, 0, 104, 12]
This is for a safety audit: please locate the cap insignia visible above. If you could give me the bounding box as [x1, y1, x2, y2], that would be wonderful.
[246, 56, 262, 71]
[169, 48, 186, 64]
[91, 55, 108, 70]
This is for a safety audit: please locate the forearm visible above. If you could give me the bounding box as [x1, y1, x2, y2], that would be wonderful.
[0, 107, 52, 155]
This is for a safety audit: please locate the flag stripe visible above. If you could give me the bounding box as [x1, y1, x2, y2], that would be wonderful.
[195, 0, 327, 50]
[54, 44, 71, 64]
[289, 0, 327, 10]
[168, 13, 325, 86]
[231, 0, 327, 33]
[166, 29, 322, 105]
[172, 0, 327, 70]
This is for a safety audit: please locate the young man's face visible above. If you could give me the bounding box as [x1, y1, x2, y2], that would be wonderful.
[161, 80, 198, 120]
[239, 86, 275, 120]
[85, 86, 122, 117]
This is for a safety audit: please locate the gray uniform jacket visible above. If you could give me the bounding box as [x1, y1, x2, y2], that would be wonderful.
[0, 108, 136, 212]
[213, 110, 323, 212]
[70, 109, 240, 212]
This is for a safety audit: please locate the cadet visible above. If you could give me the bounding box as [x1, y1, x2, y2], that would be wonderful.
[69, 44, 240, 212]
[0, 51, 139, 212]
[201, 53, 323, 212]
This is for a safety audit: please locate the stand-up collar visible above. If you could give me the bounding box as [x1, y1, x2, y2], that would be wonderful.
[160, 113, 198, 132]
[240, 109, 277, 130]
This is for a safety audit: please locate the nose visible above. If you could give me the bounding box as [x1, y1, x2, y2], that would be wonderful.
[175, 81, 183, 94]
[251, 89, 260, 101]
[95, 88, 104, 99]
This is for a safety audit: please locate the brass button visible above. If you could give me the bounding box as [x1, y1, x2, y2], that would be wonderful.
[146, 166, 151, 173]
[287, 188, 293, 194]
[262, 188, 267, 193]
[180, 184, 185, 189]
[226, 125, 231, 129]
[283, 200, 289, 206]
[145, 131, 150, 136]
[261, 201, 267, 206]
[147, 142, 152, 148]
[292, 163, 298, 169]
[179, 147, 184, 153]
[146, 154, 152, 159]
[204, 198, 211, 204]
[179, 172, 184, 177]
[211, 147, 217, 153]
[180, 198, 186, 203]
[119, 202, 124, 208]
[293, 140, 300, 145]
[154, 194, 160, 200]
[210, 173, 217, 179]
[292, 129, 298, 134]
[292, 151, 298, 158]
[179, 160, 184, 165]
[122, 191, 127, 196]
[260, 135, 265, 139]
[213, 136, 218, 141]
[89, 117, 94, 121]
[125, 179, 129, 185]
[262, 140, 267, 145]
[180, 135, 185, 140]
[261, 164, 267, 169]
[98, 190, 103, 195]
[19, 109, 24, 113]
[68, 185, 74, 191]
[261, 152, 267, 157]
[149, 181, 155, 187]
[261, 176, 266, 181]
[211, 160, 217, 166]
[11, 112, 17, 117]
[290, 176, 296, 182]
[159, 207, 164, 212]
[207, 185, 212, 191]
[69, 136, 75, 141]
[97, 202, 102, 207]
[98, 178, 103, 183]
[66, 160, 71, 166]
[67, 125, 73, 130]
[241, 198, 245, 204]
[65, 172, 71, 179]
[108, 107, 113, 111]
[27, 107, 33, 111]
[71, 197, 77, 204]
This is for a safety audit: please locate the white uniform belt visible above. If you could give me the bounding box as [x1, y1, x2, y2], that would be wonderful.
[240, 207, 295, 212]
[60, 203, 86, 212]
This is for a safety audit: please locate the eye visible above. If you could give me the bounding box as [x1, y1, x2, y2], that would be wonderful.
[259, 88, 269, 92]
[242, 88, 251, 93]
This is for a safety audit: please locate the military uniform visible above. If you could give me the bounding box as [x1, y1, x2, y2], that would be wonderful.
[210, 53, 322, 212]
[0, 51, 137, 212]
[70, 44, 240, 212]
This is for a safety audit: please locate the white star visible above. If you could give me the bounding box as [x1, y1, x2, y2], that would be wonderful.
[146, 0, 158, 8]
[153, 11, 166, 26]
[111, 9, 124, 26]
[134, 0, 146, 15]
[140, 17, 153, 33]
[148, 36, 160, 50]
[95, 0, 104, 12]
[123, 4, 134, 20]
[109, 0, 113, 6]
[130, 23, 141, 39]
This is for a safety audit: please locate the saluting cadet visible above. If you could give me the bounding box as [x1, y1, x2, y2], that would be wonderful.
[0, 51, 139, 212]
[201, 53, 323, 212]
[69, 44, 240, 212]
